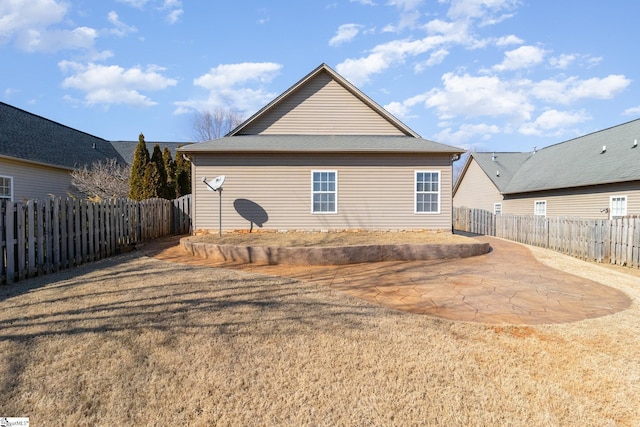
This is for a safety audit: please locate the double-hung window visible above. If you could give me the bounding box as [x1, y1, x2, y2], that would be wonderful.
[534, 200, 546, 216]
[610, 196, 627, 218]
[415, 171, 440, 214]
[0, 176, 12, 201]
[494, 203, 502, 215]
[312, 171, 337, 213]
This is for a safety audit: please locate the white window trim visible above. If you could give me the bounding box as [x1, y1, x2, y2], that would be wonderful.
[311, 170, 338, 214]
[414, 170, 441, 214]
[610, 195, 627, 218]
[0, 175, 13, 202]
[534, 200, 546, 216]
[494, 203, 502, 215]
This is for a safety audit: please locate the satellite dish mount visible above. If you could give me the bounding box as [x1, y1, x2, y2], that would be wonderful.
[202, 175, 226, 237]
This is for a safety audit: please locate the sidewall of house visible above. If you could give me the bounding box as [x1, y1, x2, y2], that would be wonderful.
[502, 182, 640, 218]
[453, 159, 503, 212]
[0, 157, 73, 202]
[190, 152, 454, 232]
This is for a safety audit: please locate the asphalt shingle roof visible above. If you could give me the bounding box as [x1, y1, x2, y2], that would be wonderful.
[0, 102, 125, 169]
[179, 135, 464, 154]
[471, 118, 640, 194]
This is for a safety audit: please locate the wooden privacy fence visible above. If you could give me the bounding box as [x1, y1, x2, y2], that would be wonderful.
[1, 195, 192, 285]
[454, 207, 640, 269]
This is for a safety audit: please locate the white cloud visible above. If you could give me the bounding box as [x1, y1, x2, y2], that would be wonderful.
[165, 8, 183, 24]
[175, 62, 282, 115]
[495, 34, 523, 46]
[118, 0, 183, 24]
[0, 0, 66, 40]
[161, 0, 183, 24]
[107, 11, 137, 37]
[336, 11, 476, 86]
[350, 0, 375, 5]
[623, 106, 640, 116]
[433, 122, 501, 146]
[117, 0, 150, 8]
[532, 75, 631, 104]
[329, 24, 363, 47]
[425, 72, 534, 121]
[548, 53, 576, 70]
[446, 0, 520, 24]
[0, 0, 97, 52]
[492, 45, 547, 72]
[519, 109, 590, 136]
[414, 48, 449, 72]
[387, 0, 424, 10]
[17, 26, 97, 53]
[59, 61, 177, 107]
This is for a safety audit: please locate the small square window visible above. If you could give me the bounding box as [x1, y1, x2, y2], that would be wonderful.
[0, 176, 12, 201]
[534, 200, 546, 216]
[610, 196, 627, 218]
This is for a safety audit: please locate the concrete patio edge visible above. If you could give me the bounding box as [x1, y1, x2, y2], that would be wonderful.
[179, 238, 491, 265]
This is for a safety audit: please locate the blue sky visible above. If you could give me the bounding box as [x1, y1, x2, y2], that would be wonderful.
[1, 0, 639, 152]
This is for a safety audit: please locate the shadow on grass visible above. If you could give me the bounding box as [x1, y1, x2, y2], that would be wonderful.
[0, 251, 402, 343]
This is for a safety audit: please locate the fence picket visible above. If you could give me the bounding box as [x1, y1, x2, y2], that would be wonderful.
[1, 195, 192, 285]
[455, 207, 639, 270]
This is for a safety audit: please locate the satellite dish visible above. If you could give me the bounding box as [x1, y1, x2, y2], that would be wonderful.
[211, 175, 226, 190]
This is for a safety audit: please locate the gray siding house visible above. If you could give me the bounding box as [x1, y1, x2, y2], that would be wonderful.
[453, 119, 640, 219]
[0, 101, 186, 202]
[0, 102, 125, 202]
[179, 63, 464, 233]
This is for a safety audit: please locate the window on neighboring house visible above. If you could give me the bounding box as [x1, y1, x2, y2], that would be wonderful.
[311, 171, 337, 213]
[534, 200, 546, 216]
[610, 196, 627, 218]
[415, 171, 440, 214]
[494, 203, 502, 215]
[0, 176, 12, 201]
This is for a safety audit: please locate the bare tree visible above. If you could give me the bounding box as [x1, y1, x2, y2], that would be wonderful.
[192, 107, 243, 141]
[71, 158, 131, 201]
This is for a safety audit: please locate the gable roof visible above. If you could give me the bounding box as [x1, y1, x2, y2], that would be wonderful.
[460, 118, 640, 195]
[229, 63, 420, 137]
[181, 63, 463, 156]
[0, 102, 125, 170]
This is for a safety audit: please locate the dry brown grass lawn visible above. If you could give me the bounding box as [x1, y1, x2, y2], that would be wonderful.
[188, 229, 472, 247]
[0, 239, 639, 426]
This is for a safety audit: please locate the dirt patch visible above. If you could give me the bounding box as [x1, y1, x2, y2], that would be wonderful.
[187, 230, 473, 247]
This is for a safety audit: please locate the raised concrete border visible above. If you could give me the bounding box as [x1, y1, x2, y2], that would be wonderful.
[180, 238, 491, 265]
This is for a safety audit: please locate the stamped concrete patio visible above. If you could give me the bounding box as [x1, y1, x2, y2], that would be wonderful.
[144, 235, 633, 325]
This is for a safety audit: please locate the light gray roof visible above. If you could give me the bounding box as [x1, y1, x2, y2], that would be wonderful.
[471, 118, 640, 195]
[0, 102, 125, 170]
[178, 135, 464, 154]
[471, 152, 531, 192]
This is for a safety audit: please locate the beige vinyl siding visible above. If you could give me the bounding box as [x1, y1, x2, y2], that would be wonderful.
[453, 159, 503, 211]
[0, 157, 72, 201]
[191, 153, 453, 232]
[502, 181, 640, 218]
[238, 72, 405, 136]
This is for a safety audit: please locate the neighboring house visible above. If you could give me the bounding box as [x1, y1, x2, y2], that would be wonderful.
[453, 118, 640, 219]
[0, 101, 188, 202]
[0, 102, 125, 202]
[179, 63, 464, 233]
